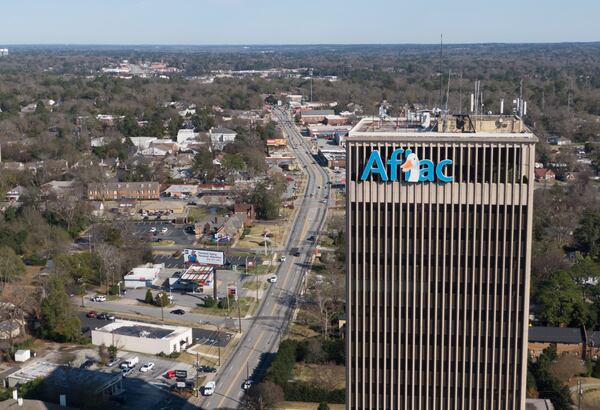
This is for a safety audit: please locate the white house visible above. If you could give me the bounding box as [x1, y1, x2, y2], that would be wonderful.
[92, 320, 193, 355]
[123, 263, 163, 288]
[129, 137, 158, 150]
[209, 127, 237, 150]
[176, 129, 198, 144]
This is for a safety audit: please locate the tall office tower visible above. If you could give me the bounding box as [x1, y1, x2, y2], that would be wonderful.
[346, 114, 537, 409]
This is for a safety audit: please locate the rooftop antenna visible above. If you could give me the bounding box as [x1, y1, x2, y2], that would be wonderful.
[458, 68, 463, 114]
[309, 68, 313, 103]
[439, 34, 444, 109]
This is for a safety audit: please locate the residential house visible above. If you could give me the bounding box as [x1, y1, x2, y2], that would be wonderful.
[129, 137, 158, 150]
[234, 203, 256, 225]
[534, 168, 555, 182]
[176, 129, 198, 144]
[87, 182, 160, 201]
[4, 186, 25, 202]
[528, 327, 584, 358]
[209, 127, 237, 150]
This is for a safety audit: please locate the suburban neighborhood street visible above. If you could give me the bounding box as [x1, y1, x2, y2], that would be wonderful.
[191, 108, 330, 409]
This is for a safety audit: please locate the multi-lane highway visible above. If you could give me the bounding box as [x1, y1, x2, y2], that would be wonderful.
[191, 108, 330, 409]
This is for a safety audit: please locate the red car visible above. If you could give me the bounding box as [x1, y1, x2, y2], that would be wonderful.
[165, 370, 176, 379]
[86, 311, 97, 318]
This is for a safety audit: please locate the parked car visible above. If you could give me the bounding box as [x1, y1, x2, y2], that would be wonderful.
[122, 367, 134, 377]
[97, 312, 115, 320]
[80, 359, 95, 369]
[170, 309, 185, 315]
[161, 227, 168, 234]
[92, 295, 106, 302]
[203, 381, 216, 396]
[140, 362, 155, 373]
[267, 275, 278, 283]
[86, 311, 97, 318]
[164, 370, 176, 379]
[120, 357, 139, 369]
[150, 227, 157, 233]
[197, 365, 216, 373]
[279, 255, 287, 262]
[106, 358, 119, 367]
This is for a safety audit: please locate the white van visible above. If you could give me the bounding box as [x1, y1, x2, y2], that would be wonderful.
[120, 356, 139, 369]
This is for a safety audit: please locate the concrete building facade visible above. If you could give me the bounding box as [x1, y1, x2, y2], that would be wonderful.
[346, 116, 537, 409]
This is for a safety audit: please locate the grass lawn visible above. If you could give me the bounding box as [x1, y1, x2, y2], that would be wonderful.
[242, 280, 267, 290]
[292, 363, 345, 390]
[285, 323, 320, 340]
[151, 240, 175, 247]
[191, 296, 257, 317]
[188, 206, 229, 222]
[246, 264, 273, 276]
[235, 222, 286, 248]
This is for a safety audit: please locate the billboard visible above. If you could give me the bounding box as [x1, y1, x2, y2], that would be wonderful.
[183, 249, 225, 266]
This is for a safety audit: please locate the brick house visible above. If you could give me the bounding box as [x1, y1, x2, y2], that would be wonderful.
[88, 182, 160, 201]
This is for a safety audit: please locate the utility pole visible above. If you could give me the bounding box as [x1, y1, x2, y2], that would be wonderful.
[196, 351, 200, 397]
[237, 300, 242, 333]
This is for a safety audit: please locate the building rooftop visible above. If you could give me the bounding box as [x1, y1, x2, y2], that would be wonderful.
[528, 327, 583, 344]
[93, 319, 190, 340]
[349, 115, 537, 143]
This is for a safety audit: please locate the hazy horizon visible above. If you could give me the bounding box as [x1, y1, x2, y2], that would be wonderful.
[1, 0, 599, 45]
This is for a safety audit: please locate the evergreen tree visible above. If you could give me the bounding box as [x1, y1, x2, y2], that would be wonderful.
[144, 289, 154, 304]
[40, 277, 81, 342]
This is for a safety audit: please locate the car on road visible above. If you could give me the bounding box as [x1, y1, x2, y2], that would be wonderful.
[279, 255, 287, 262]
[170, 309, 185, 315]
[161, 227, 168, 234]
[140, 362, 155, 373]
[321, 200, 327, 204]
[92, 295, 106, 302]
[202, 381, 216, 396]
[267, 275, 278, 283]
[106, 358, 119, 367]
[150, 227, 157, 233]
[86, 311, 97, 318]
[307, 235, 316, 242]
[290, 247, 301, 257]
[80, 359, 95, 369]
[242, 379, 253, 390]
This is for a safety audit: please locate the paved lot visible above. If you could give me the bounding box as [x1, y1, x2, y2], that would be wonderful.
[131, 221, 196, 246]
[79, 313, 234, 348]
[40, 347, 194, 410]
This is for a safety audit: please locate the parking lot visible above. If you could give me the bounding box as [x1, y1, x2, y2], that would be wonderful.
[40, 347, 196, 410]
[131, 221, 196, 246]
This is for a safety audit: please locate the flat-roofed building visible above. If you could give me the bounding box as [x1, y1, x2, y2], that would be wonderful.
[92, 319, 192, 355]
[346, 114, 537, 409]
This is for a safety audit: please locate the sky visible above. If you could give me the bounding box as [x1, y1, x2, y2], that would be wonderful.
[1, 0, 599, 45]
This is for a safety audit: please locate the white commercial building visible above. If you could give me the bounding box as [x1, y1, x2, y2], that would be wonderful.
[123, 263, 163, 289]
[91, 320, 193, 355]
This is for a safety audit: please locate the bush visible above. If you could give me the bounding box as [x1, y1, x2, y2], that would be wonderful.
[593, 360, 600, 378]
[108, 284, 120, 296]
[318, 402, 330, 410]
[203, 296, 217, 308]
[157, 351, 181, 359]
[284, 383, 344, 404]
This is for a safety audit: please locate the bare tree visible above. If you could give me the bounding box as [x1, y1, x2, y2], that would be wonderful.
[94, 243, 123, 294]
[0, 280, 38, 351]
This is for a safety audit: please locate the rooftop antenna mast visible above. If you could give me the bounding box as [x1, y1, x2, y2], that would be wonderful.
[309, 68, 314, 102]
[439, 34, 444, 109]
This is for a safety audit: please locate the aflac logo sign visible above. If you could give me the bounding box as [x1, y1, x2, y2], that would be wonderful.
[360, 149, 453, 183]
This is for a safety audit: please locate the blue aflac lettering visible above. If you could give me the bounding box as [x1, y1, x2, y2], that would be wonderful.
[359, 150, 453, 183]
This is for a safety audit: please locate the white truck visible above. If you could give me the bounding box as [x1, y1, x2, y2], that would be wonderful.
[120, 356, 139, 369]
[203, 381, 216, 396]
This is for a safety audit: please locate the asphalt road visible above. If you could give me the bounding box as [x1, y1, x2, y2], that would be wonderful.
[190, 108, 330, 409]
